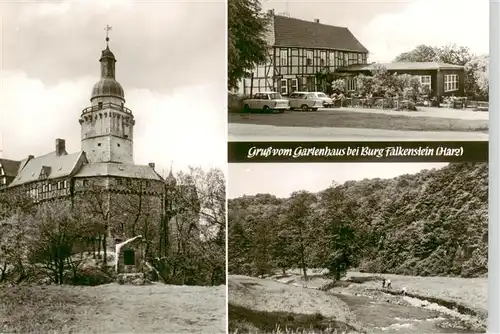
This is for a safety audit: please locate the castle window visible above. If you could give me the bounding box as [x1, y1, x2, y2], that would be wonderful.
[123, 249, 135, 266]
[98, 143, 101, 147]
[98, 102, 103, 109]
[117, 143, 121, 147]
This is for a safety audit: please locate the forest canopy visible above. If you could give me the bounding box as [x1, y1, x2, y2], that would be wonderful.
[228, 163, 488, 279]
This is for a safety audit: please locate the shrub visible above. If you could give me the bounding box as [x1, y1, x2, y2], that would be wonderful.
[66, 266, 114, 286]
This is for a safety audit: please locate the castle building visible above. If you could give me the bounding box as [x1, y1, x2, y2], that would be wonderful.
[0, 34, 199, 267]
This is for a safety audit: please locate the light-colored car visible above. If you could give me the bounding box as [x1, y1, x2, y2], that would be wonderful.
[310, 92, 334, 107]
[287, 92, 324, 111]
[242, 92, 289, 113]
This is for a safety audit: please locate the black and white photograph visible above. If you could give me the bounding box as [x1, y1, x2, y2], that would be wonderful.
[228, 0, 489, 141]
[228, 162, 488, 333]
[0, 1, 226, 333]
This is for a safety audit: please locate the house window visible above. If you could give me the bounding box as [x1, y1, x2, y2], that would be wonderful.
[444, 74, 458, 92]
[420, 75, 432, 91]
[123, 249, 135, 266]
[329, 52, 335, 67]
[306, 51, 313, 66]
[98, 102, 103, 110]
[280, 49, 288, 66]
[63, 180, 69, 188]
[320, 52, 326, 66]
[1, 177, 5, 185]
[344, 53, 349, 66]
[357, 54, 362, 64]
[280, 79, 288, 95]
[291, 79, 298, 93]
[346, 78, 357, 91]
[57, 181, 62, 190]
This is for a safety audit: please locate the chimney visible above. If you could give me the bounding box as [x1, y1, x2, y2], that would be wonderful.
[267, 9, 274, 16]
[314, 18, 320, 23]
[55, 138, 66, 157]
[148, 162, 155, 170]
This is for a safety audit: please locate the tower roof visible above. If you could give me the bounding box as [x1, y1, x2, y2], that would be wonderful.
[90, 27, 125, 102]
[100, 46, 116, 61]
[91, 78, 125, 100]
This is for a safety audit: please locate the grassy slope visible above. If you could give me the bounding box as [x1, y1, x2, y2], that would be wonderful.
[228, 110, 488, 132]
[0, 283, 226, 333]
[229, 275, 362, 333]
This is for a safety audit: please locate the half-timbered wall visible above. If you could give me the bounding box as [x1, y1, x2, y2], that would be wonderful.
[239, 46, 368, 96]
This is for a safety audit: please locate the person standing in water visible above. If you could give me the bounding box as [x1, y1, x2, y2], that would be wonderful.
[387, 279, 392, 288]
[401, 286, 407, 295]
[382, 278, 386, 288]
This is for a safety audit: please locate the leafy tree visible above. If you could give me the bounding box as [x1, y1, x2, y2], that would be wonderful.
[394, 45, 438, 62]
[228, 0, 269, 90]
[464, 55, 489, 100]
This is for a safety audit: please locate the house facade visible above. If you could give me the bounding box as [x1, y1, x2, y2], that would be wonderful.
[337, 62, 465, 100]
[0, 37, 200, 261]
[238, 11, 369, 96]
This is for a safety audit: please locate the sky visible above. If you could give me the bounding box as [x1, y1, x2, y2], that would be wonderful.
[262, 0, 489, 62]
[228, 162, 449, 198]
[0, 0, 226, 176]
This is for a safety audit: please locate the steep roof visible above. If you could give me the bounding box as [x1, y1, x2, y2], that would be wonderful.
[9, 151, 86, 187]
[339, 62, 464, 72]
[272, 15, 369, 53]
[0, 159, 21, 177]
[74, 162, 162, 181]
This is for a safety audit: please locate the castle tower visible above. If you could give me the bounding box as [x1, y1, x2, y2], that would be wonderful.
[79, 26, 135, 164]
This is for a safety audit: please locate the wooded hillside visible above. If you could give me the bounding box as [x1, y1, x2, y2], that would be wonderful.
[228, 163, 488, 279]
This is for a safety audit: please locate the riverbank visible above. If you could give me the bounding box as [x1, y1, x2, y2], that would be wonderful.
[229, 273, 487, 334]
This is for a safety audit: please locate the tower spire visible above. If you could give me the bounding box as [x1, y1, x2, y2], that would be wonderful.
[104, 24, 112, 47]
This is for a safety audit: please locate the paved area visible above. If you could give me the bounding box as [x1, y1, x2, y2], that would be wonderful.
[228, 123, 489, 142]
[334, 107, 489, 121]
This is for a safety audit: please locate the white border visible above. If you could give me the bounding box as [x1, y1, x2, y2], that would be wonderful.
[489, 1, 498, 333]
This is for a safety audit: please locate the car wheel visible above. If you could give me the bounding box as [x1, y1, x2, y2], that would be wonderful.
[301, 104, 309, 112]
[262, 106, 270, 113]
[243, 104, 250, 113]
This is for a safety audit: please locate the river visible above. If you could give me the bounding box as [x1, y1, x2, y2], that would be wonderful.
[334, 292, 477, 334]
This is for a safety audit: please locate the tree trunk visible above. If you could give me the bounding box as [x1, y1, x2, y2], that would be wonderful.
[103, 233, 107, 267]
[0, 262, 7, 282]
[97, 235, 102, 259]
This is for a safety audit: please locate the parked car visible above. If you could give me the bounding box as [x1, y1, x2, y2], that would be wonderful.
[242, 92, 289, 113]
[287, 92, 324, 111]
[310, 92, 334, 107]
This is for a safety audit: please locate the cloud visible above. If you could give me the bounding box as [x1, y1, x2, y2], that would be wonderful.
[0, 1, 226, 174]
[0, 0, 225, 92]
[0, 70, 225, 174]
[361, 0, 489, 62]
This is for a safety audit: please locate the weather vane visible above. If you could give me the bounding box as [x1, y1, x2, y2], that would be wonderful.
[104, 25, 112, 46]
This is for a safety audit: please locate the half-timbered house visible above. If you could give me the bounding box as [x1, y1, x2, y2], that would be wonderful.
[238, 11, 369, 96]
